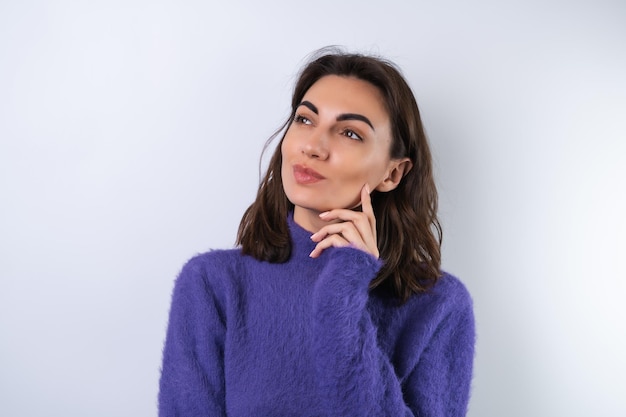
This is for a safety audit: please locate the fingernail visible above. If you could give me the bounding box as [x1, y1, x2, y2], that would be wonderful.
[319, 211, 329, 217]
[365, 184, 370, 194]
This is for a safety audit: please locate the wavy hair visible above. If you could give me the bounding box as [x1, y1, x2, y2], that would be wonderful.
[237, 49, 442, 302]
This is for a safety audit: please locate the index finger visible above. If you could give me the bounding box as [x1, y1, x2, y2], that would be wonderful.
[361, 183, 376, 231]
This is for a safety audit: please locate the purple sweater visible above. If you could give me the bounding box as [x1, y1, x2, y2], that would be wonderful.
[159, 216, 475, 416]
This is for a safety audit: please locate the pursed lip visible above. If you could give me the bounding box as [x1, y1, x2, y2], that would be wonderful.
[293, 164, 325, 183]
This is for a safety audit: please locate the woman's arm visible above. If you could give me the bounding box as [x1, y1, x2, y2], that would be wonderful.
[311, 248, 474, 417]
[309, 185, 474, 416]
[158, 255, 227, 416]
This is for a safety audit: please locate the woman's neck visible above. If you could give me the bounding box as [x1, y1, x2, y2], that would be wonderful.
[293, 206, 341, 233]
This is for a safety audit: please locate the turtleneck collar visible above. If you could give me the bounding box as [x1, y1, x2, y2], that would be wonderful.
[287, 211, 318, 262]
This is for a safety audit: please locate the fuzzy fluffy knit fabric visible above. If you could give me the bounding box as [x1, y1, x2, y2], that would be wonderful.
[159, 215, 475, 416]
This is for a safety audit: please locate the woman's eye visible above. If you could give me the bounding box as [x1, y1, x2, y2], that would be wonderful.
[294, 114, 312, 125]
[343, 129, 363, 141]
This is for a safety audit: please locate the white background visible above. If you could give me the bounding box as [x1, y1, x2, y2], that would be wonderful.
[1, 1, 625, 416]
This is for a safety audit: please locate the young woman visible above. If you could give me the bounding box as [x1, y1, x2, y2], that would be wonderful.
[159, 50, 475, 416]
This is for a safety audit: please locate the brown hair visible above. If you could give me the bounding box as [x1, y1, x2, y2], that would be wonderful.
[237, 49, 442, 302]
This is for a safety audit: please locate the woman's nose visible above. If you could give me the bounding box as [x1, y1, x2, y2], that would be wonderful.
[302, 131, 329, 160]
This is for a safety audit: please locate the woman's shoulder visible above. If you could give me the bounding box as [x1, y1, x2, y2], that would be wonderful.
[388, 271, 473, 321]
[174, 248, 245, 293]
[369, 271, 474, 366]
[428, 271, 473, 309]
[182, 248, 244, 273]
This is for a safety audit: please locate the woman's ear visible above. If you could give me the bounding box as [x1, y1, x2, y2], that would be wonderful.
[375, 158, 413, 192]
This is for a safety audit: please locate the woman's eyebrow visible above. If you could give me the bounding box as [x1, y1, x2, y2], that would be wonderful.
[336, 113, 374, 131]
[298, 100, 318, 114]
[298, 100, 375, 131]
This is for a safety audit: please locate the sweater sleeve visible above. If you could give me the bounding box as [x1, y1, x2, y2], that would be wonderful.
[311, 247, 474, 417]
[403, 287, 475, 417]
[158, 255, 227, 416]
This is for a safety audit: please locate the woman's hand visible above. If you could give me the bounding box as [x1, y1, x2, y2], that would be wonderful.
[309, 184, 379, 259]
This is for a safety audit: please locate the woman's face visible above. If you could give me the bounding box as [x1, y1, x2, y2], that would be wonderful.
[281, 75, 399, 226]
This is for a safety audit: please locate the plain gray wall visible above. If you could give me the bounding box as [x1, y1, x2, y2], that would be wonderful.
[1, 1, 625, 416]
